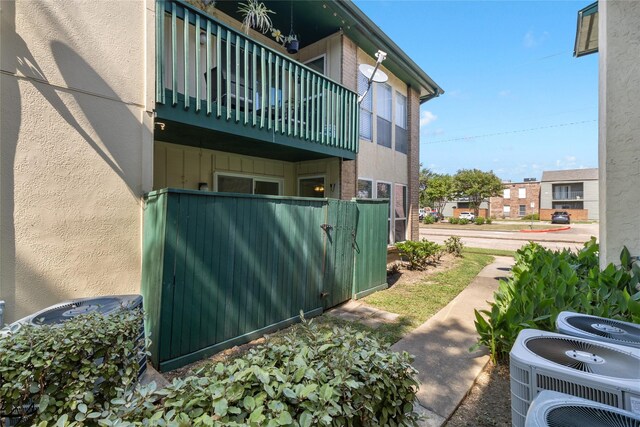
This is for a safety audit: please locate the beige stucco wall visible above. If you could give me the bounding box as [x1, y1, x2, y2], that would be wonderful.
[0, 0, 154, 322]
[154, 141, 340, 198]
[356, 47, 409, 186]
[598, 1, 640, 266]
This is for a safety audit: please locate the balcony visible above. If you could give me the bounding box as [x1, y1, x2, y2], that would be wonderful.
[155, 0, 359, 161]
[552, 190, 584, 200]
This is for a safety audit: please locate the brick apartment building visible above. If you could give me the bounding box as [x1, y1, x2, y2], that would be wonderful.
[489, 179, 541, 219]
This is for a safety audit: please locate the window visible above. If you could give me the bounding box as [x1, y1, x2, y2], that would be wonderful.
[304, 55, 325, 74]
[395, 93, 408, 154]
[357, 179, 373, 198]
[503, 205, 511, 215]
[519, 205, 526, 216]
[518, 188, 526, 198]
[376, 182, 392, 243]
[358, 73, 372, 140]
[503, 189, 510, 199]
[377, 84, 392, 148]
[217, 173, 281, 195]
[299, 176, 325, 198]
[394, 184, 407, 242]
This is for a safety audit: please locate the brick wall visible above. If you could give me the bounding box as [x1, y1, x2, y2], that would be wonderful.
[489, 182, 541, 218]
[407, 87, 420, 240]
[539, 208, 589, 221]
[340, 35, 358, 200]
[453, 208, 489, 219]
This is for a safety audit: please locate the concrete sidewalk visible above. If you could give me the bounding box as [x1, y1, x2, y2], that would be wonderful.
[392, 256, 515, 426]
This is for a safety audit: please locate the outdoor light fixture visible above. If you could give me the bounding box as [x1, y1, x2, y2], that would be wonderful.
[200, 31, 207, 45]
[155, 122, 166, 131]
[314, 184, 325, 193]
[198, 182, 209, 191]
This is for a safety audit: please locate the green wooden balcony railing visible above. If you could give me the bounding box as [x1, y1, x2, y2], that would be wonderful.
[155, 0, 359, 158]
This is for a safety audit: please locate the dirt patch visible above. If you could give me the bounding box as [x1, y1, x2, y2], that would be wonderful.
[445, 362, 511, 427]
[387, 253, 458, 287]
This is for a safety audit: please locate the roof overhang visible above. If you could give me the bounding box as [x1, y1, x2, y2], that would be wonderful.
[214, 0, 443, 103]
[574, 1, 598, 57]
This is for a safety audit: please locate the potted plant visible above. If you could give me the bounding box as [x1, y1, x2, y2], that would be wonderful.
[285, 34, 299, 54]
[238, 0, 274, 34]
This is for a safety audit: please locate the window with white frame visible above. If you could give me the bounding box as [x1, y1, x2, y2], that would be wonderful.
[503, 205, 511, 215]
[394, 184, 407, 242]
[357, 179, 373, 198]
[358, 73, 372, 140]
[503, 188, 511, 199]
[519, 204, 526, 216]
[377, 84, 392, 148]
[216, 173, 281, 195]
[395, 92, 408, 154]
[376, 181, 392, 243]
[518, 187, 526, 198]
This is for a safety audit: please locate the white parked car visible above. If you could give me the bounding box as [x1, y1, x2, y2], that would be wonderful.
[459, 212, 475, 221]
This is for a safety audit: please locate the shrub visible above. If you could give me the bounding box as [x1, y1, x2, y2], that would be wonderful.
[444, 236, 464, 257]
[475, 217, 485, 225]
[448, 217, 458, 225]
[0, 310, 144, 425]
[423, 215, 435, 224]
[485, 218, 492, 224]
[473, 238, 640, 362]
[521, 213, 539, 221]
[396, 239, 442, 270]
[85, 317, 421, 426]
[458, 218, 470, 225]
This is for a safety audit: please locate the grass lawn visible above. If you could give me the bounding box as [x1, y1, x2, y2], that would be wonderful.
[421, 223, 565, 232]
[463, 247, 517, 257]
[323, 253, 494, 345]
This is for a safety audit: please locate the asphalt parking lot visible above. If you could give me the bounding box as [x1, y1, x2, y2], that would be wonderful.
[419, 222, 599, 252]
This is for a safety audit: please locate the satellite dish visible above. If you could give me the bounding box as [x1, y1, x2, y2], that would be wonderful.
[358, 64, 388, 83]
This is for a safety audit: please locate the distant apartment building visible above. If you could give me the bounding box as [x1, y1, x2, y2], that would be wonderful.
[540, 168, 599, 220]
[489, 179, 541, 219]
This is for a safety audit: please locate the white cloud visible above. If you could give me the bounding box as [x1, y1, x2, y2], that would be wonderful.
[420, 110, 437, 127]
[555, 156, 578, 169]
[523, 30, 549, 48]
[498, 90, 511, 97]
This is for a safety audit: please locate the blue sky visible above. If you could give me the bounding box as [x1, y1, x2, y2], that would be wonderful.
[354, 0, 599, 182]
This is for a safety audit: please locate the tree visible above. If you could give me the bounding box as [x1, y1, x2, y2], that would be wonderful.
[453, 169, 503, 217]
[424, 174, 455, 218]
[418, 166, 435, 207]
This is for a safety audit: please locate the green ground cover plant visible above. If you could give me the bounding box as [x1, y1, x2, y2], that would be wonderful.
[475, 217, 486, 225]
[3, 314, 420, 426]
[473, 238, 640, 362]
[0, 311, 144, 425]
[89, 317, 420, 426]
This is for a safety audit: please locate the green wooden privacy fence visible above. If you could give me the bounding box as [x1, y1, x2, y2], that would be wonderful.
[156, 0, 359, 157]
[141, 189, 388, 371]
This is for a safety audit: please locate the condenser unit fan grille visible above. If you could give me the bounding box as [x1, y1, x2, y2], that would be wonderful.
[30, 297, 139, 325]
[525, 336, 639, 378]
[546, 405, 640, 427]
[565, 316, 640, 345]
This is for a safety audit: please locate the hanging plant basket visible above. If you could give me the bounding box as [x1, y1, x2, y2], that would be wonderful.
[286, 39, 299, 54]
